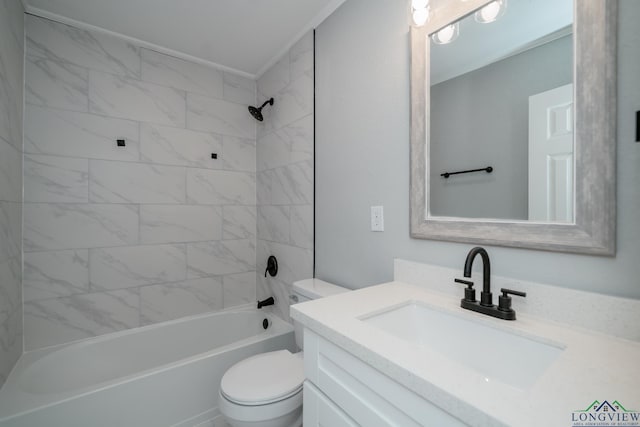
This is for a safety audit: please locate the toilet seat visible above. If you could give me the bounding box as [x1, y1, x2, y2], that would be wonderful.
[218, 387, 302, 426]
[220, 350, 304, 406]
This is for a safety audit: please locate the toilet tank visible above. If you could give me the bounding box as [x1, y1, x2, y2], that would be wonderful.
[291, 279, 349, 349]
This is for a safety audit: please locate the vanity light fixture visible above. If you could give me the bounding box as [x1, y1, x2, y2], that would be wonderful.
[475, 0, 507, 24]
[411, 0, 430, 27]
[431, 22, 460, 45]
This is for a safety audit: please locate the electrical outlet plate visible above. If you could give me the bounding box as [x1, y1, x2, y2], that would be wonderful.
[371, 206, 384, 231]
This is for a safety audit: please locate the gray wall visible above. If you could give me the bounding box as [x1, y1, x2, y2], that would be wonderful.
[256, 32, 314, 321]
[23, 15, 258, 350]
[430, 35, 572, 220]
[315, 0, 640, 299]
[0, 0, 24, 386]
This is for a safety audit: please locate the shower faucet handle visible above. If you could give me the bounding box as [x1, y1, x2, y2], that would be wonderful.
[264, 255, 278, 277]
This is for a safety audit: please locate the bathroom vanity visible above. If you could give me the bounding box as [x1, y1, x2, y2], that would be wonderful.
[302, 329, 466, 426]
[290, 264, 640, 426]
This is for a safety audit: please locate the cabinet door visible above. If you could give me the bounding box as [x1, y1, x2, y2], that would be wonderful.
[305, 330, 468, 427]
[304, 381, 358, 427]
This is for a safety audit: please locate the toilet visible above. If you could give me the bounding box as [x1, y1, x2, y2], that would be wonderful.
[218, 279, 349, 427]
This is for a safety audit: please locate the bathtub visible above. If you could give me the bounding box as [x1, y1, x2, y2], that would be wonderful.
[0, 306, 295, 427]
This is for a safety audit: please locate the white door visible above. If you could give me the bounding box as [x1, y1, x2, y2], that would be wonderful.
[528, 83, 574, 222]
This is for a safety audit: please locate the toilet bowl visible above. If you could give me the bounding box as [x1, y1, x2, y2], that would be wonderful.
[218, 279, 349, 427]
[219, 350, 304, 427]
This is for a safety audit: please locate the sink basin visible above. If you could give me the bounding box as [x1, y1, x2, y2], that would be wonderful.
[360, 301, 564, 390]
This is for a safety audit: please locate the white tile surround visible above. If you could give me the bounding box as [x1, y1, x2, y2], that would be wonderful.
[0, 0, 24, 387]
[22, 14, 260, 351]
[256, 32, 315, 321]
[395, 259, 640, 341]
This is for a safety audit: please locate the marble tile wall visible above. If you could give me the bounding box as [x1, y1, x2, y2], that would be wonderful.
[256, 32, 314, 321]
[23, 15, 258, 350]
[0, 0, 24, 386]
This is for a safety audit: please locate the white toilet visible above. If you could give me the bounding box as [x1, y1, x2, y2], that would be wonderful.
[218, 279, 349, 427]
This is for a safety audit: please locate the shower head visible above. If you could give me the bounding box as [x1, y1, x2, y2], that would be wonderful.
[248, 98, 274, 121]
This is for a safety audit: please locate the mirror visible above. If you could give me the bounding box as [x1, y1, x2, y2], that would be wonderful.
[430, 0, 573, 221]
[410, 0, 617, 255]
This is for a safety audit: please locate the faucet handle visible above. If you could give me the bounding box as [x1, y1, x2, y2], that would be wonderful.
[501, 288, 526, 298]
[498, 288, 526, 312]
[454, 278, 476, 302]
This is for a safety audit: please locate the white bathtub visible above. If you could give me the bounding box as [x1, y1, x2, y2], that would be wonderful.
[0, 306, 295, 427]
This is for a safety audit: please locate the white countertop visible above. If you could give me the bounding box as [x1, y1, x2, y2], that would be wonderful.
[290, 281, 640, 427]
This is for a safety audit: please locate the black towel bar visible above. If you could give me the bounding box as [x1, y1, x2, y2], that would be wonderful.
[441, 166, 493, 179]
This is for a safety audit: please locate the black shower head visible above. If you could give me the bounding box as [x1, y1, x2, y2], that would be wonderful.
[248, 106, 263, 121]
[248, 98, 274, 122]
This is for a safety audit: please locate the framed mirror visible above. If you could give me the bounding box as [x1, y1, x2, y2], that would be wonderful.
[410, 0, 617, 255]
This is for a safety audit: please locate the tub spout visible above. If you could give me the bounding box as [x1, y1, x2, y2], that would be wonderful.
[257, 297, 275, 309]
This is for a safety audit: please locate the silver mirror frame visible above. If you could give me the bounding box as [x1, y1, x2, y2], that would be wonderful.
[410, 0, 617, 255]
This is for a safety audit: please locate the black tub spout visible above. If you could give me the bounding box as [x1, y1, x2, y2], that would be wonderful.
[257, 297, 275, 309]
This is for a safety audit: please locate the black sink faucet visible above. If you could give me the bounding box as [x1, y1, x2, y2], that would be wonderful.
[455, 247, 526, 320]
[463, 246, 493, 307]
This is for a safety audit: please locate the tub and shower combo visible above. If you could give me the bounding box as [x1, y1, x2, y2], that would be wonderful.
[0, 307, 295, 427]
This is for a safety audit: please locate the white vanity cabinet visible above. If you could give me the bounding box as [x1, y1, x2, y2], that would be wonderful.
[302, 329, 467, 427]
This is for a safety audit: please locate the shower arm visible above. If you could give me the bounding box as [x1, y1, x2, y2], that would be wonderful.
[258, 98, 274, 109]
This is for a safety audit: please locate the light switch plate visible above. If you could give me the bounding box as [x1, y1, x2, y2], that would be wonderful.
[371, 206, 384, 231]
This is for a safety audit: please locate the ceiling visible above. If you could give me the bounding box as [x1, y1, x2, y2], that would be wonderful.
[24, 0, 347, 77]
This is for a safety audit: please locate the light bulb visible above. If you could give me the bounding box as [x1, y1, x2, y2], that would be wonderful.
[412, 7, 430, 27]
[475, 0, 507, 24]
[412, 0, 429, 9]
[431, 23, 459, 45]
